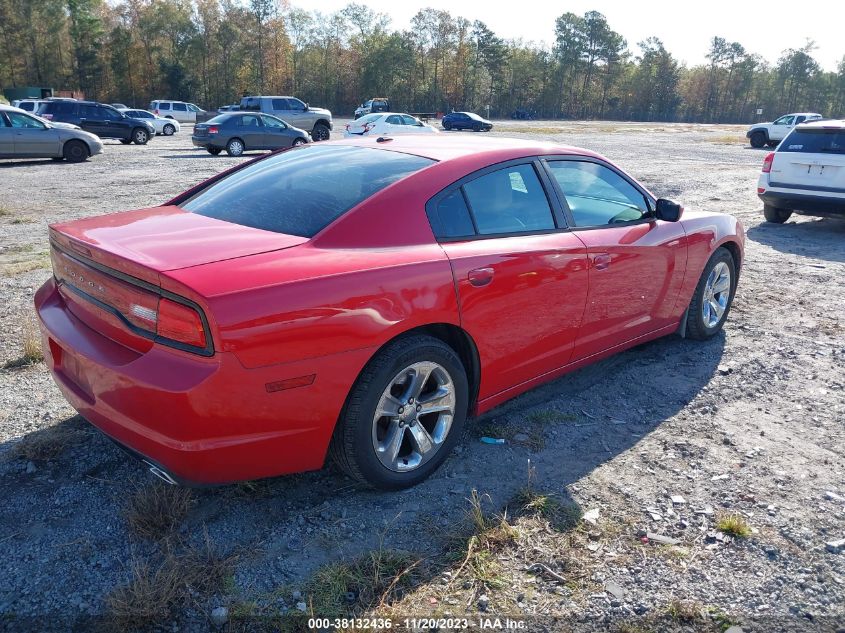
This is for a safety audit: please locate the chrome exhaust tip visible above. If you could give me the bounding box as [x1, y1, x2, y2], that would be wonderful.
[143, 460, 178, 485]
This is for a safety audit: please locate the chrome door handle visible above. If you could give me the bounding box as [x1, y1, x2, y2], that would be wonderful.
[593, 254, 611, 271]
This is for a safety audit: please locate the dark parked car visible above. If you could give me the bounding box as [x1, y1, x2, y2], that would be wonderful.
[37, 101, 156, 144]
[191, 112, 310, 156]
[442, 111, 493, 132]
[511, 108, 533, 120]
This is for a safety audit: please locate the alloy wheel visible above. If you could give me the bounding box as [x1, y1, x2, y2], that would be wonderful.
[371, 361, 456, 472]
[702, 261, 731, 328]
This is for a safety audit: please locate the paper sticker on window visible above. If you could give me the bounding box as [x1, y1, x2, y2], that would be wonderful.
[509, 171, 528, 193]
[788, 145, 803, 150]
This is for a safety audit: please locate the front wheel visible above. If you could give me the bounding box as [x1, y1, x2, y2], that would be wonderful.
[311, 123, 330, 141]
[763, 204, 792, 223]
[226, 138, 244, 156]
[132, 128, 149, 144]
[685, 248, 736, 340]
[63, 140, 89, 163]
[749, 131, 766, 148]
[329, 335, 469, 490]
[292, 137, 307, 146]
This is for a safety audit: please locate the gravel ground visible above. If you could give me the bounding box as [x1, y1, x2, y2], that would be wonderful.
[0, 120, 843, 631]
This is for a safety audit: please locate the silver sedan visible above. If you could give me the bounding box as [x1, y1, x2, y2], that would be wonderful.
[0, 105, 103, 163]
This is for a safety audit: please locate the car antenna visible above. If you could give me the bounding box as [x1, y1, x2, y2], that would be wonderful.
[376, 136, 393, 143]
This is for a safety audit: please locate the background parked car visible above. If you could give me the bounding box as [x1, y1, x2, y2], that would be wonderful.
[442, 111, 493, 131]
[746, 112, 823, 148]
[757, 118, 845, 223]
[117, 108, 180, 136]
[38, 101, 156, 144]
[192, 112, 310, 156]
[344, 113, 439, 137]
[11, 99, 47, 113]
[149, 100, 206, 123]
[354, 97, 390, 119]
[110, 103, 128, 110]
[0, 104, 102, 162]
[238, 95, 332, 141]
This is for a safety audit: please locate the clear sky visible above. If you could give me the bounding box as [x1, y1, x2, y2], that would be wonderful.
[306, 0, 844, 71]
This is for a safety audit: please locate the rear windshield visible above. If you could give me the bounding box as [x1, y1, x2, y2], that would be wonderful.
[182, 145, 434, 237]
[203, 114, 230, 125]
[781, 128, 845, 154]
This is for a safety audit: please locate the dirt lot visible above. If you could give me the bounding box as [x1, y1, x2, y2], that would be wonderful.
[0, 120, 843, 631]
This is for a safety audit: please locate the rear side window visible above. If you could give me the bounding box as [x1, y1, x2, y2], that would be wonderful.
[781, 128, 845, 154]
[428, 190, 475, 239]
[173, 103, 187, 111]
[182, 146, 434, 237]
[462, 164, 555, 235]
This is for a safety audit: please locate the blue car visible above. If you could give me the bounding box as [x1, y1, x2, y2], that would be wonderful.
[441, 111, 493, 132]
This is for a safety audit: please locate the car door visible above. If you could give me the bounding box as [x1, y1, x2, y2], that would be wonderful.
[771, 115, 795, 141]
[6, 111, 59, 156]
[260, 114, 290, 149]
[384, 114, 405, 134]
[428, 160, 590, 401]
[543, 158, 687, 361]
[283, 98, 309, 128]
[78, 104, 105, 136]
[234, 114, 265, 149]
[0, 113, 14, 156]
[99, 105, 128, 137]
[171, 102, 189, 122]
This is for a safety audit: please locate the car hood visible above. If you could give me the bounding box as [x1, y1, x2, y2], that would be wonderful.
[50, 206, 308, 272]
[309, 106, 332, 117]
[51, 121, 80, 130]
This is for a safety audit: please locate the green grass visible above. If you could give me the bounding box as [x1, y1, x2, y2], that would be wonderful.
[716, 513, 751, 538]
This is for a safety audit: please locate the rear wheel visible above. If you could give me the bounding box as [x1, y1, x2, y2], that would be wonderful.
[207, 147, 222, 156]
[226, 138, 244, 156]
[329, 335, 468, 490]
[132, 128, 149, 145]
[311, 123, 330, 141]
[443, 121, 452, 131]
[162, 123, 176, 136]
[62, 140, 89, 163]
[685, 248, 736, 340]
[763, 204, 792, 224]
[119, 139, 132, 145]
[749, 131, 766, 148]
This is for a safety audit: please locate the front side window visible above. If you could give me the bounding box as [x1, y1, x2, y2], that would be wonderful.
[101, 107, 123, 120]
[187, 104, 201, 112]
[547, 160, 650, 227]
[182, 145, 434, 237]
[7, 112, 46, 129]
[462, 164, 555, 235]
[288, 98, 306, 111]
[261, 114, 286, 128]
[401, 115, 420, 126]
[774, 115, 795, 126]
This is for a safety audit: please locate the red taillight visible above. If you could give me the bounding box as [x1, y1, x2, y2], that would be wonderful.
[208, 126, 218, 134]
[762, 152, 775, 173]
[157, 298, 207, 349]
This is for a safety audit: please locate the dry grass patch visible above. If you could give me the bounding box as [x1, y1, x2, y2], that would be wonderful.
[123, 482, 195, 540]
[11, 422, 89, 462]
[9, 217, 35, 224]
[106, 536, 235, 630]
[704, 134, 745, 145]
[477, 408, 578, 452]
[4, 317, 44, 369]
[0, 205, 12, 216]
[716, 513, 751, 538]
[665, 598, 705, 623]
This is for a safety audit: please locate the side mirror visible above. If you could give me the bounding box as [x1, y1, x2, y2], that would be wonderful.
[655, 198, 683, 222]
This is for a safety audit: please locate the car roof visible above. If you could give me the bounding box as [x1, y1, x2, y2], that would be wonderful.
[330, 135, 603, 163]
[784, 112, 822, 117]
[0, 104, 28, 113]
[796, 118, 845, 130]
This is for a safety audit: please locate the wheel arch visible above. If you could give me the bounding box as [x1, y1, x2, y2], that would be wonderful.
[748, 127, 769, 140]
[313, 118, 331, 130]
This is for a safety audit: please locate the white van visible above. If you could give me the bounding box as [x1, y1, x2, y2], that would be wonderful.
[149, 100, 206, 123]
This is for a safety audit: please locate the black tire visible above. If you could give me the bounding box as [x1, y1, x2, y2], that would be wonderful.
[443, 121, 452, 131]
[119, 139, 132, 145]
[311, 123, 330, 142]
[749, 131, 766, 148]
[685, 248, 737, 341]
[292, 137, 307, 146]
[329, 335, 469, 490]
[62, 140, 89, 163]
[473, 122, 482, 132]
[132, 128, 149, 145]
[763, 204, 792, 224]
[766, 141, 779, 148]
[162, 124, 176, 136]
[226, 138, 244, 156]
[207, 147, 222, 156]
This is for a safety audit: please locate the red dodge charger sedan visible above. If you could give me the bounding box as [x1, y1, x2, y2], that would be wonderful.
[35, 136, 744, 489]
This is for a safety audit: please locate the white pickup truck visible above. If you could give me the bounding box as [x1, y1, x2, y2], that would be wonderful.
[746, 112, 823, 148]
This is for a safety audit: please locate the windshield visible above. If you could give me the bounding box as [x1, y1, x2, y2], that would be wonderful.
[182, 145, 434, 237]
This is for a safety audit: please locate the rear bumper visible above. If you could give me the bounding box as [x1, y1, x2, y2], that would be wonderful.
[758, 189, 845, 216]
[191, 136, 222, 149]
[35, 277, 373, 484]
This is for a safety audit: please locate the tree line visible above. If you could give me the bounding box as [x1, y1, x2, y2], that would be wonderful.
[1, 0, 844, 122]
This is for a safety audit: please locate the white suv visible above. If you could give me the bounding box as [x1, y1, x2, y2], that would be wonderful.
[149, 100, 206, 123]
[746, 112, 823, 148]
[757, 119, 845, 223]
